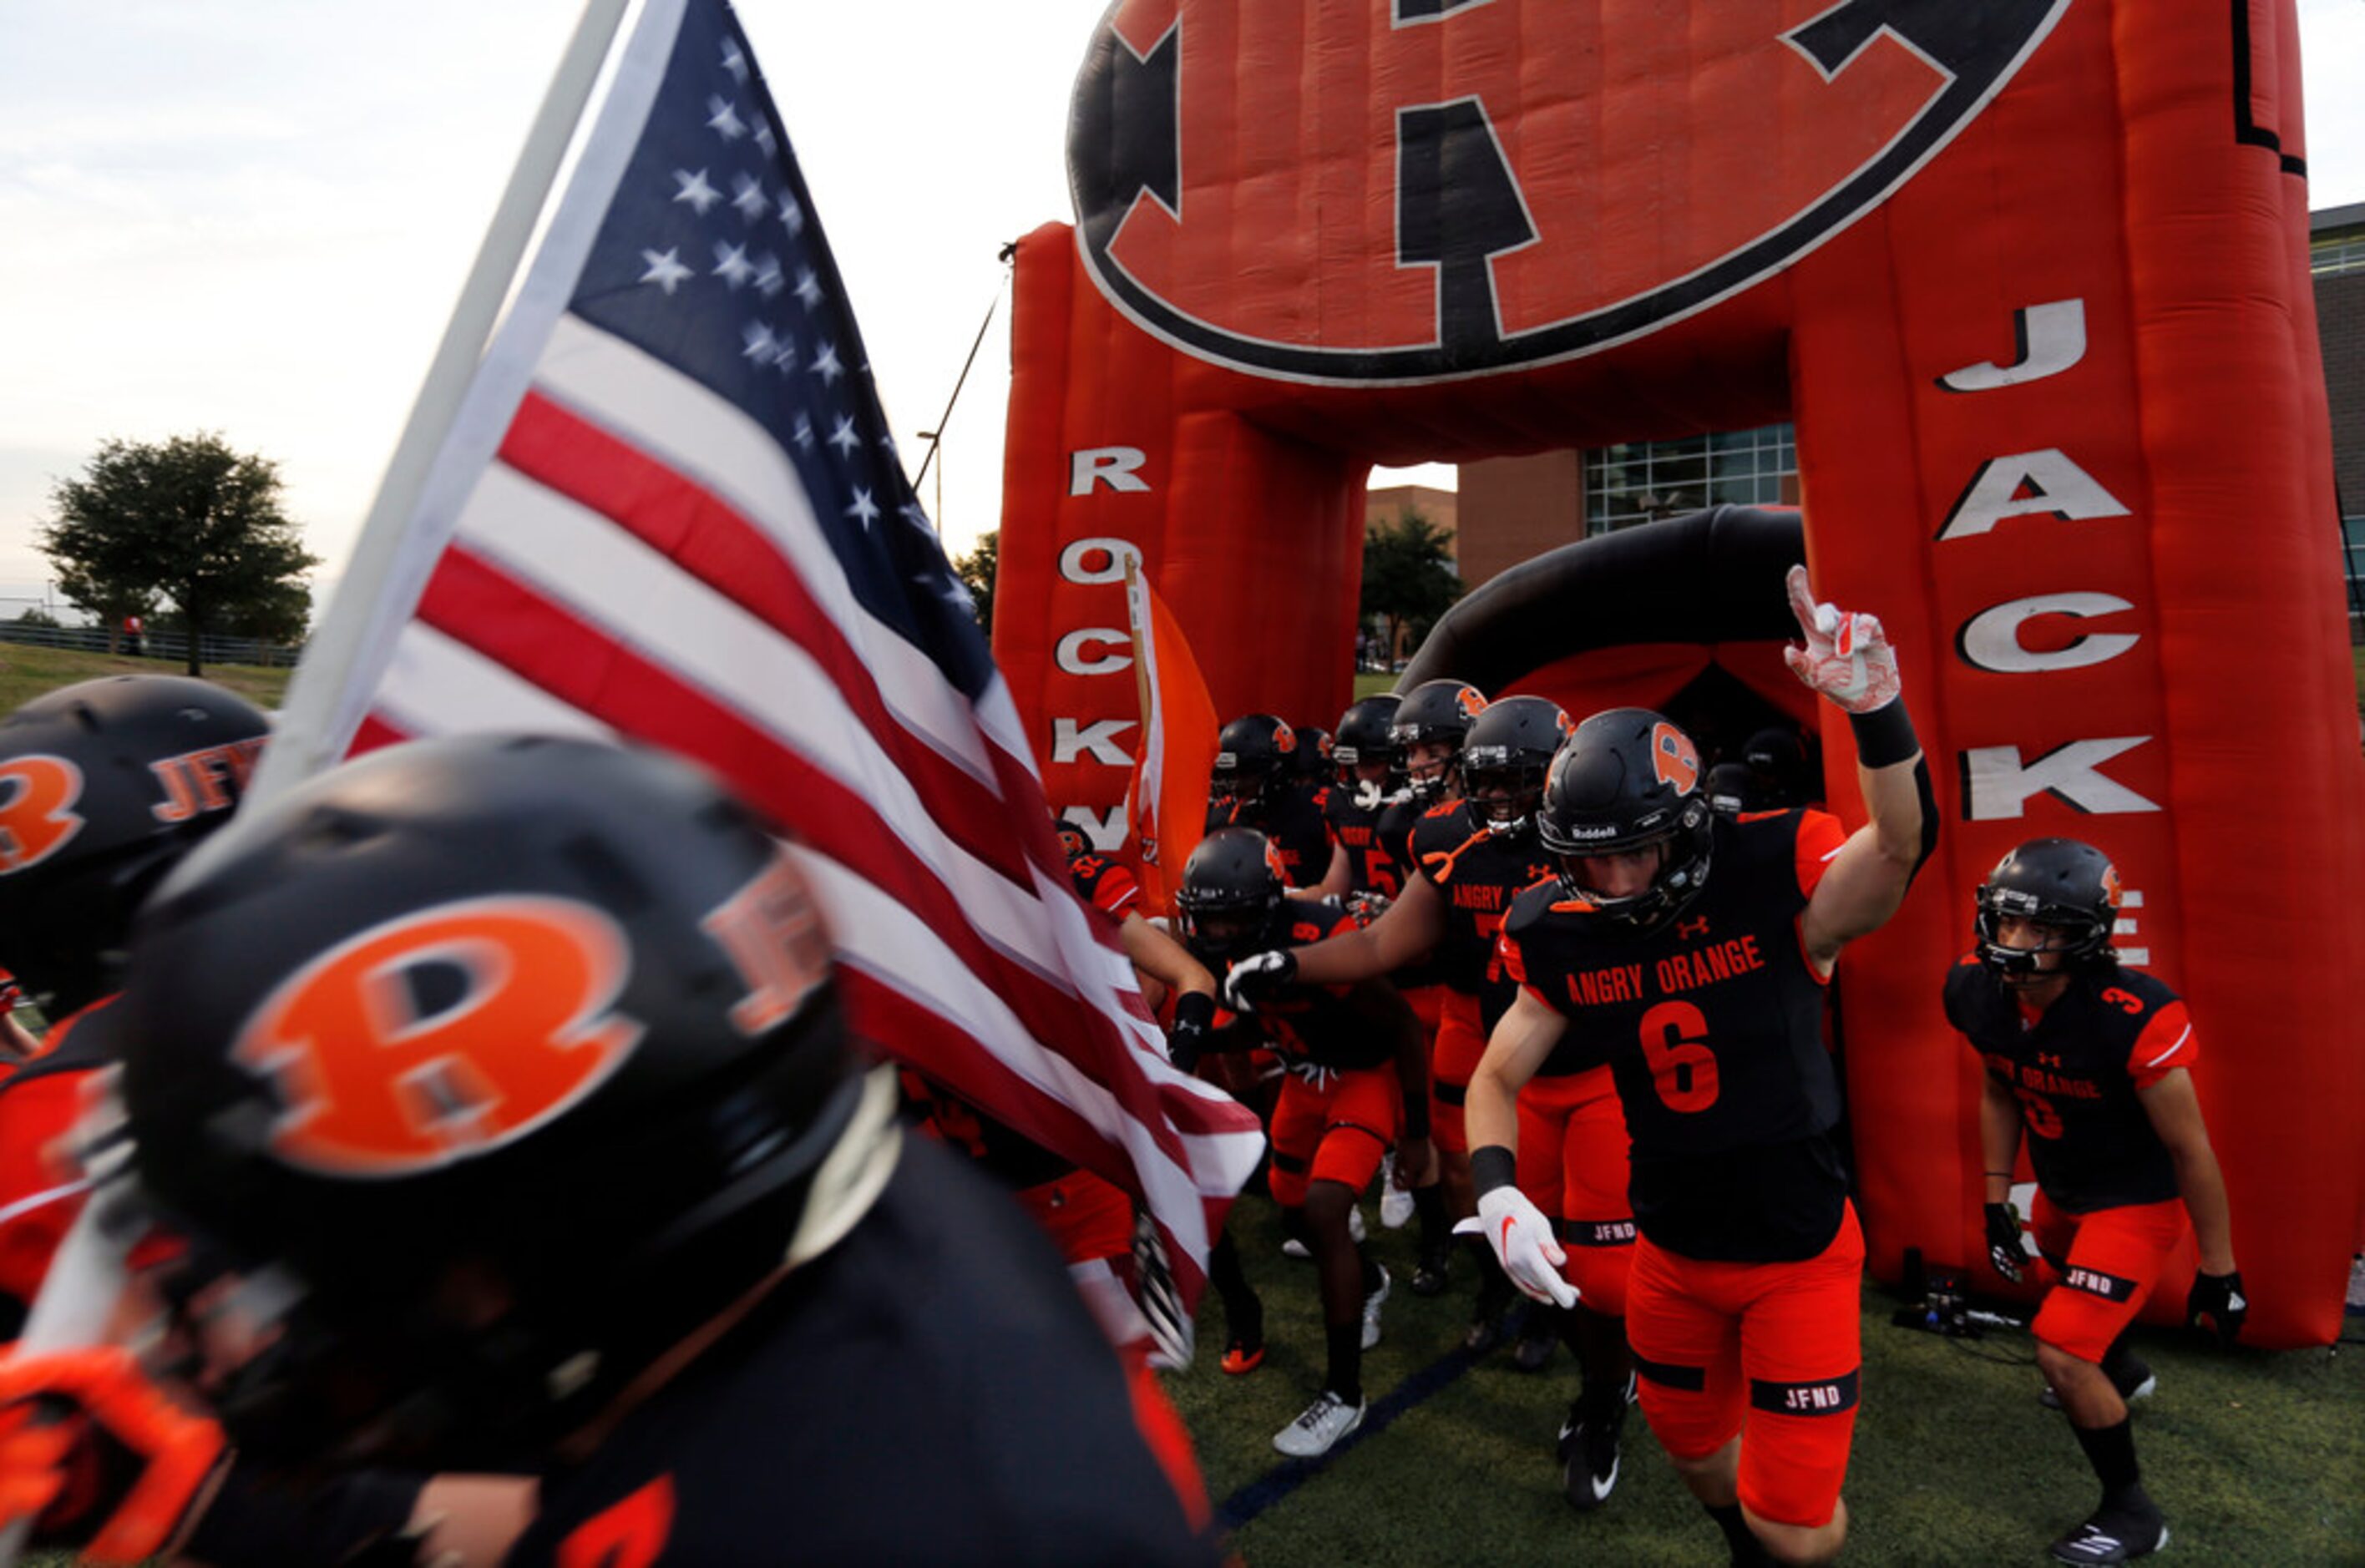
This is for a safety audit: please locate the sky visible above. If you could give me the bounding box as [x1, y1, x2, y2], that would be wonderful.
[2, 0, 2359, 621]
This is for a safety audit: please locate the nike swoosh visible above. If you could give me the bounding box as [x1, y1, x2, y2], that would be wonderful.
[1501, 1216, 1517, 1251]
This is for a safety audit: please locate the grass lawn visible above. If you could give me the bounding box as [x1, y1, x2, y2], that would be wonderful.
[0, 642, 293, 715]
[1353, 671, 1398, 700]
[1165, 1196, 2363, 1565]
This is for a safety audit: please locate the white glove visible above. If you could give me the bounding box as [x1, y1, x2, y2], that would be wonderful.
[1782, 564, 1901, 715]
[1221, 949, 1296, 1014]
[1455, 1186, 1578, 1308]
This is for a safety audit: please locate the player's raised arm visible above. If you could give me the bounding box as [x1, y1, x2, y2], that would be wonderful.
[1786, 564, 1935, 969]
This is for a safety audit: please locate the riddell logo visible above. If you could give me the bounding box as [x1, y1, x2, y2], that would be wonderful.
[1071, 0, 2071, 382]
[1562, 822, 1618, 841]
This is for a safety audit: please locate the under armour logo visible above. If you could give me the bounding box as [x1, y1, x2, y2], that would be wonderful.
[2038, 1052, 2063, 1068]
[1675, 917, 1710, 940]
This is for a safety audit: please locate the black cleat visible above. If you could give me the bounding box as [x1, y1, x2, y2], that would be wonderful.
[1410, 1248, 1451, 1297]
[1556, 1395, 1628, 1512]
[2049, 1493, 2168, 1564]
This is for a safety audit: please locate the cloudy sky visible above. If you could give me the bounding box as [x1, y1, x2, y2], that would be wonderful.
[2, 0, 2358, 619]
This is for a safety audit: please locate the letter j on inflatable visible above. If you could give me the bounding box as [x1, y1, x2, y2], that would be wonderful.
[994, 0, 2359, 1348]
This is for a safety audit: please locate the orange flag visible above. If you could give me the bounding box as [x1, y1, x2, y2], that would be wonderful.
[1122, 556, 1218, 919]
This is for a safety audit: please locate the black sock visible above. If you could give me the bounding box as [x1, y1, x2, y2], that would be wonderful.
[1325, 1321, 1364, 1407]
[2071, 1416, 2143, 1504]
[1465, 1237, 1512, 1314]
[1209, 1231, 1260, 1341]
[1360, 1252, 1384, 1297]
[1412, 1183, 1449, 1253]
[1280, 1206, 1313, 1251]
[1705, 1500, 1770, 1565]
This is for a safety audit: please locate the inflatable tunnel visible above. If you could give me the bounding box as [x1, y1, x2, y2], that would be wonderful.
[994, 0, 2360, 1347]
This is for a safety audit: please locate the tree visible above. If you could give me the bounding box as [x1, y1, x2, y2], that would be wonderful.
[951, 529, 998, 635]
[9, 607, 59, 630]
[40, 433, 319, 676]
[1360, 508, 1462, 665]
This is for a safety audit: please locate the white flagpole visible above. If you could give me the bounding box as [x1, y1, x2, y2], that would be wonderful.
[250, 0, 634, 807]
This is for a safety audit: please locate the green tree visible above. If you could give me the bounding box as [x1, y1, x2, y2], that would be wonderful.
[951, 529, 997, 635]
[8, 606, 59, 630]
[39, 433, 319, 676]
[1360, 508, 1462, 665]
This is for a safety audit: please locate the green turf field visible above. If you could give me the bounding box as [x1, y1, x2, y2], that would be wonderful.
[1163, 1196, 2364, 1565]
[0, 641, 293, 715]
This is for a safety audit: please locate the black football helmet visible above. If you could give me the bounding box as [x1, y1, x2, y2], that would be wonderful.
[1744, 725, 1810, 808]
[1389, 680, 1486, 802]
[1291, 726, 1334, 785]
[1211, 714, 1298, 810]
[1974, 838, 2122, 977]
[1460, 696, 1572, 837]
[1332, 695, 1404, 790]
[1174, 827, 1288, 961]
[0, 675, 271, 1015]
[1055, 817, 1091, 859]
[112, 735, 877, 1471]
[1537, 708, 1714, 930]
[1704, 761, 1757, 817]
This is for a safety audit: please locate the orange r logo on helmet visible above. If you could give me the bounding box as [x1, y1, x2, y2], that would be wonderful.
[0, 756, 86, 874]
[1651, 723, 1699, 794]
[2099, 862, 2123, 909]
[1274, 721, 1297, 754]
[232, 897, 644, 1176]
[1455, 687, 1488, 721]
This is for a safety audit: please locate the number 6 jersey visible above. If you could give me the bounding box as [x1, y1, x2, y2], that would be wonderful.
[1499, 807, 1851, 1262]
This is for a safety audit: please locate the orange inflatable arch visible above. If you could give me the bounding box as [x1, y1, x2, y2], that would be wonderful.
[994, 0, 2360, 1347]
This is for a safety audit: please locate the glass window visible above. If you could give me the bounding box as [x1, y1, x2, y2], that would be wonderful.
[1585, 423, 1797, 535]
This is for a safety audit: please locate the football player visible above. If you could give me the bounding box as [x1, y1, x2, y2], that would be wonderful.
[1944, 838, 2242, 1565]
[1464, 568, 1932, 1566]
[0, 675, 271, 1336]
[1176, 828, 1431, 1458]
[1227, 695, 1570, 1361]
[1294, 694, 1406, 907]
[1205, 714, 1329, 885]
[0, 736, 1219, 1565]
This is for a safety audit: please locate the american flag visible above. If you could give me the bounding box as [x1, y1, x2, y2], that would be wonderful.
[261, 0, 1262, 1296]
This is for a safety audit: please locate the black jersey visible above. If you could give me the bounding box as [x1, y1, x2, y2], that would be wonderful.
[1208, 900, 1396, 1072]
[512, 1136, 1215, 1568]
[1943, 960, 2196, 1215]
[1501, 808, 1852, 1262]
[1375, 795, 1447, 989]
[1408, 802, 1558, 1028]
[1323, 785, 1405, 897]
[1207, 787, 1330, 888]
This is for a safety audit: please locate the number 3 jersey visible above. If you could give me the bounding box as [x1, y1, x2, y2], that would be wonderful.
[1942, 960, 2195, 1215]
[1499, 808, 1851, 1262]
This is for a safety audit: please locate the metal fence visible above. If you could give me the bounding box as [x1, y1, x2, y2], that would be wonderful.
[0, 620, 302, 669]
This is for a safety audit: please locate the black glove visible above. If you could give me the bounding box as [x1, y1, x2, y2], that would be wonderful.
[1983, 1202, 2024, 1283]
[1221, 949, 1297, 1014]
[1166, 990, 1216, 1074]
[2185, 1269, 2246, 1349]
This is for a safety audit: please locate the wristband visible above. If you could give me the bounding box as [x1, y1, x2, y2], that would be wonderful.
[1471, 1144, 1517, 1197]
[1402, 1111, 1431, 1141]
[1847, 699, 1919, 769]
[1172, 990, 1215, 1032]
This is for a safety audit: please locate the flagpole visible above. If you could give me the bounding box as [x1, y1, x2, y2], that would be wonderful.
[250, 0, 634, 806]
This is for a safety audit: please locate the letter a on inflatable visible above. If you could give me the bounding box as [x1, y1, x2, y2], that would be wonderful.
[996, 0, 2359, 1347]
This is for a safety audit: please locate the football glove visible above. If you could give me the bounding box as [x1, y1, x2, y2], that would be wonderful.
[1166, 990, 1216, 1074]
[1454, 1187, 1577, 1309]
[2185, 1269, 2246, 1349]
[1344, 890, 1393, 927]
[0, 1346, 226, 1564]
[1782, 564, 1902, 715]
[1222, 950, 1297, 1014]
[1983, 1201, 2025, 1283]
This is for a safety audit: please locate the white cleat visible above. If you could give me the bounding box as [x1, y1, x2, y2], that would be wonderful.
[1272, 1390, 1367, 1458]
[1361, 1263, 1391, 1350]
